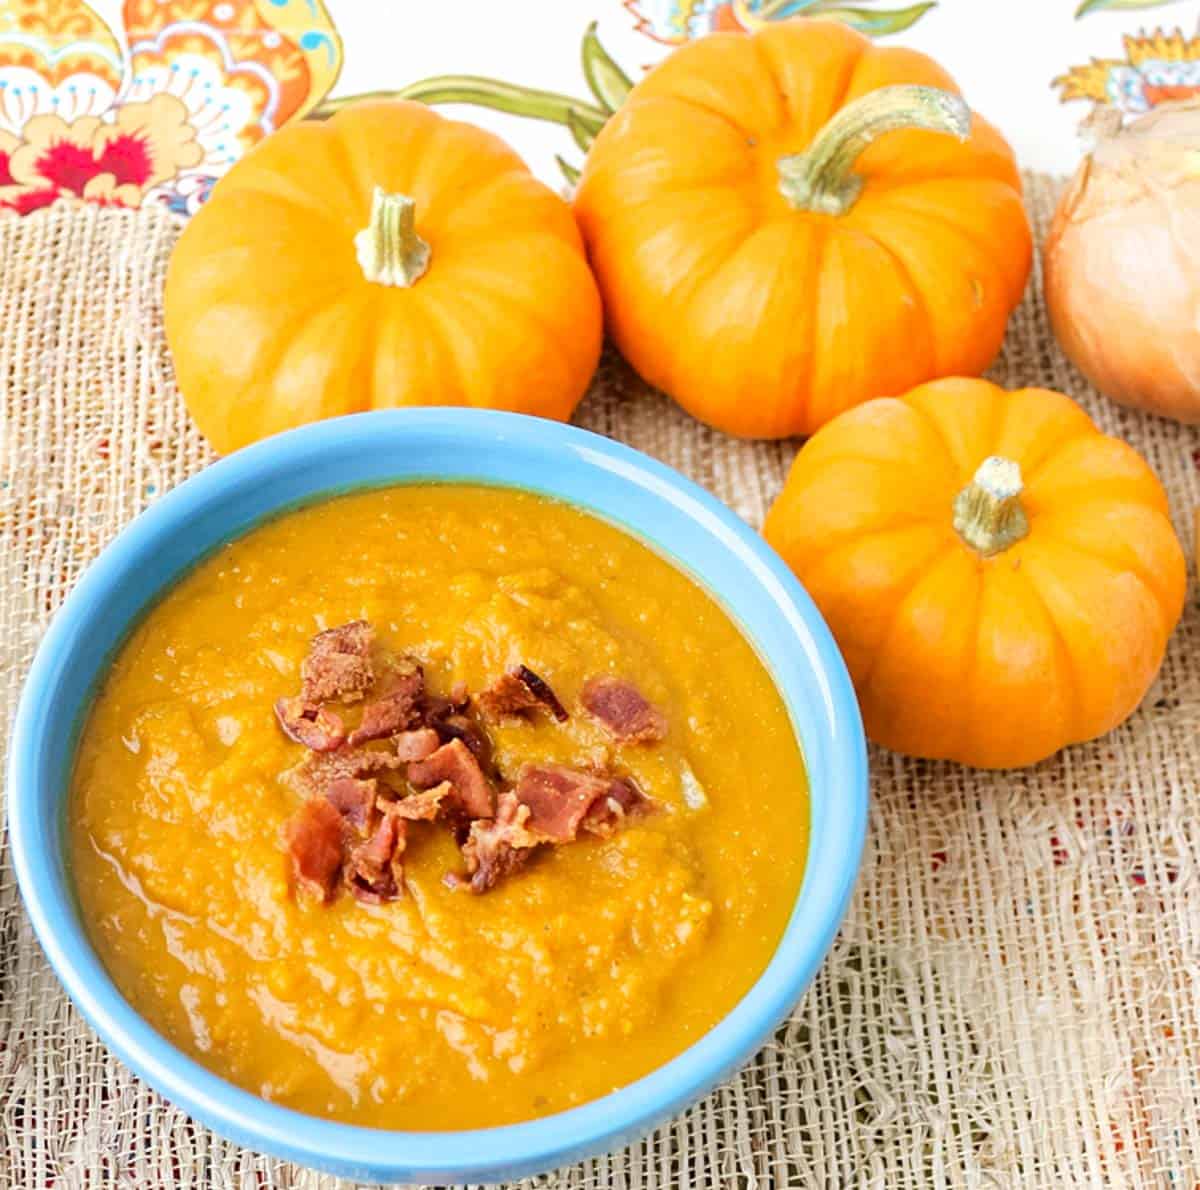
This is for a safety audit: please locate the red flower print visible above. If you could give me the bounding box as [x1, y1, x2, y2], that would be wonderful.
[33, 139, 100, 196]
[94, 132, 153, 189]
[0, 96, 200, 214]
[4, 187, 60, 216]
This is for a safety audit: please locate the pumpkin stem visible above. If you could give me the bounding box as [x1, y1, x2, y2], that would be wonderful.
[777, 85, 971, 216]
[953, 456, 1030, 557]
[355, 187, 431, 288]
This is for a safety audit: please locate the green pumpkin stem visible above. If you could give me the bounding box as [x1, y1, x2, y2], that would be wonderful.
[953, 456, 1030, 557]
[777, 85, 971, 216]
[355, 187, 431, 288]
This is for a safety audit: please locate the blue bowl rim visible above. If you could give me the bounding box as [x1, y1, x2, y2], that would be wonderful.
[8, 408, 867, 1183]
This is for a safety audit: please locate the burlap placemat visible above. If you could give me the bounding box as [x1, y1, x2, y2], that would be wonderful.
[1, 175, 1197, 1189]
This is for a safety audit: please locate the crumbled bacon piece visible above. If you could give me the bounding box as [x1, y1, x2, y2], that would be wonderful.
[274, 696, 346, 752]
[453, 767, 651, 894]
[581, 775, 647, 838]
[300, 620, 374, 704]
[511, 765, 607, 843]
[325, 777, 378, 832]
[515, 764, 650, 843]
[420, 685, 492, 770]
[346, 812, 407, 903]
[431, 712, 493, 772]
[283, 746, 403, 800]
[407, 739, 494, 820]
[391, 781, 452, 822]
[581, 675, 667, 743]
[460, 791, 539, 893]
[514, 665, 569, 721]
[392, 727, 440, 762]
[420, 682, 469, 723]
[346, 657, 424, 746]
[284, 798, 345, 902]
[392, 768, 497, 828]
[477, 665, 568, 723]
[477, 672, 531, 719]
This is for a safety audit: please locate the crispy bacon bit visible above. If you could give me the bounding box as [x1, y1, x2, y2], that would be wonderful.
[325, 777, 378, 832]
[515, 764, 650, 843]
[477, 665, 568, 723]
[346, 812, 407, 903]
[514, 666, 569, 721]
[512, 765, 608, 843]
[274, 696, 346, 752]
[477, 672, 532, 719]
[392, 770, 495, 828]
[453, 767, 651, 895]
[393, 727, 441, 762]
[420, 683, 468, 724]
[347, 658, 425, 746]
[300, 620, 374, 704]
[581, 675, 667, 743]
[460, 792, 539, 893]
[283, 746, 403, 800]
[284, 798, 345, 902]
[582, 775, 648, 838]
[421, 686, 492, 769]
[432, 712, 493, 772]
[407, 739, 494, 820]
[391, 781, 452, 822]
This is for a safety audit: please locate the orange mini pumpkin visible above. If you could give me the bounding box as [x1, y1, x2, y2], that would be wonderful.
[575, 20, 1032, 438]
[165, 101, 603, 454]
[764, 378, 1186, 768]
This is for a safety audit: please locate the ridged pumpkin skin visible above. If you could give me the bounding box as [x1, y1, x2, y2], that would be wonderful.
[165, 101, 602, 454]
[574, 20, 1032, 439]
[764, 379, 1186, 768]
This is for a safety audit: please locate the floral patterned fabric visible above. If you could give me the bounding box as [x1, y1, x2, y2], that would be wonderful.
[4, 0, 1200, 216]
[0, 0, 341, 215]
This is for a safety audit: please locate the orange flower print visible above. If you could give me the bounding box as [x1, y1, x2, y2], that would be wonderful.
[1056, 28, 1200, 114]
[0, 0, 342, 217]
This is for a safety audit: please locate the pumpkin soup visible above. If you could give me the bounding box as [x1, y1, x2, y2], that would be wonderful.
[70, 485, 809, 1130]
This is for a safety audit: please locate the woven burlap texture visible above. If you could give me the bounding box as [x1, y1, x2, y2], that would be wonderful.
[1, 175, 1198, 1190]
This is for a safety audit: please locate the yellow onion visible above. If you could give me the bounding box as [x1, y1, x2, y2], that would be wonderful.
[1045, 104, 1200, 423]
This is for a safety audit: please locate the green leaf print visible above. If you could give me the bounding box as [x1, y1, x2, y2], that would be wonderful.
[555, 155, 581, 186]
[582, 21, 633, 113]
[566, 105, 599, 153]
[316, 77, 607, 128]
[1075, 0, 1185, 14]
[810, 2, 938, 34]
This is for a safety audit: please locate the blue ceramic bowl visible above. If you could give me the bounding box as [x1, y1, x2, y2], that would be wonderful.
[9, 409, 867, 1185]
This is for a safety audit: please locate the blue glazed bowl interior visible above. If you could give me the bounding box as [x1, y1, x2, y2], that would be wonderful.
[9, 409, 867, 1185]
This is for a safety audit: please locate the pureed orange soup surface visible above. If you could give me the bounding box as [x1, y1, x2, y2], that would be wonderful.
[70, 485, 809, 1129]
